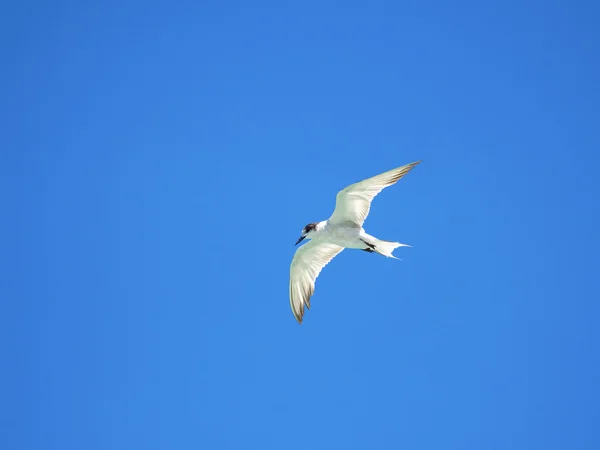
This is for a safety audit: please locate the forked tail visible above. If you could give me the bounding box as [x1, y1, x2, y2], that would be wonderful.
[373, 239, 411, 259]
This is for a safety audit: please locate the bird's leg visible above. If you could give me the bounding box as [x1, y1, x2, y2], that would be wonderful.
[360, 238, 376, 252]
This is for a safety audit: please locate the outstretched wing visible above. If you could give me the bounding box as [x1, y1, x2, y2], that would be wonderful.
[328, 161, 420, 227]
[289, 240, 344, 324]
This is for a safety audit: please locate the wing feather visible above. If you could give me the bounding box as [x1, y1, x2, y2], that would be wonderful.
[289, 240, 344, 324]
[328, 161, 420, 227]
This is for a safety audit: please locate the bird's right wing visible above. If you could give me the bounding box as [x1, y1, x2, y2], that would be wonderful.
[328, 161, 420, 227]
[289, 240, 344, 324]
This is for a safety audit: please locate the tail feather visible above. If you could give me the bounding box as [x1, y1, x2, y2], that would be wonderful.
[373, 239, 411, 259]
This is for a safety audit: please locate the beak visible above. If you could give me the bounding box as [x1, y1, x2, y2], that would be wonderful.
[295, 235, 306, 246]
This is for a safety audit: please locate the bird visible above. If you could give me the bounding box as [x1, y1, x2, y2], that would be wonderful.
[289, 160, 420, 324]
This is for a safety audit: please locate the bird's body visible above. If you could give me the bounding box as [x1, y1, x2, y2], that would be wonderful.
[289, 160, 421, 324]
[300, 221, 398, 253]
[304, 221, 364, 249]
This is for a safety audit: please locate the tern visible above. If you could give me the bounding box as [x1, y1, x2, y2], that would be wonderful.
[289, 160, 420, 324]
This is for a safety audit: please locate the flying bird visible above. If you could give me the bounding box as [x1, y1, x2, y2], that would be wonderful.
[289, 160, 420, 324]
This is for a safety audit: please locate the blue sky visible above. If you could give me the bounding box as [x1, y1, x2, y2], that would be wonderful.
[3, 1, 600, 449]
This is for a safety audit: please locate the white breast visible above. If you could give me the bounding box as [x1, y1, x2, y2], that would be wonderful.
[319, 222, 365, 249]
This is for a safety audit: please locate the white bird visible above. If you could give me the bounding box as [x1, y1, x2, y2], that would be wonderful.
[289, 161, 420, 324]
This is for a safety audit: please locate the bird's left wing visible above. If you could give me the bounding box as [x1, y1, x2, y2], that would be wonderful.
[328, 161, 420, 227]
[289, 240, 344, 324]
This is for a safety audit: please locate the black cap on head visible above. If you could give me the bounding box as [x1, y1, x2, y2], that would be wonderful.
[295, 223, 317, 245]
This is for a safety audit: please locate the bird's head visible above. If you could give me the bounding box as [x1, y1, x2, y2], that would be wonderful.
[295, 222, 318, 245]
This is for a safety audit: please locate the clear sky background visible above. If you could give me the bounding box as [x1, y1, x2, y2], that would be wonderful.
[3, 1, 600, 449]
